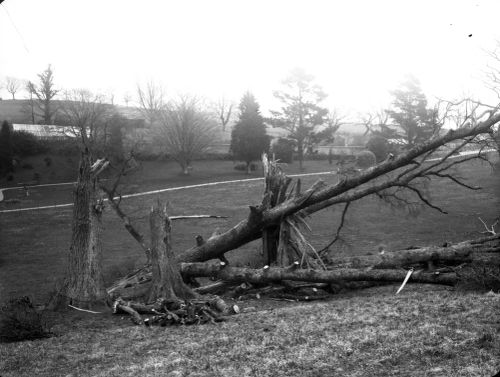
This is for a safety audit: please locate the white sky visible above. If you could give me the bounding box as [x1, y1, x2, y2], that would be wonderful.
[1, 0, 500, 117]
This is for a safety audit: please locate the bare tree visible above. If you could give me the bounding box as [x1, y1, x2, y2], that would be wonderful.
[155, 95, 217, 175]
[4, 76, 21, 99]
[58, 89, 111, 151]
[136, 80, 165, 127]
[214, 97, 234, 132]
[31, 65, 59, 124]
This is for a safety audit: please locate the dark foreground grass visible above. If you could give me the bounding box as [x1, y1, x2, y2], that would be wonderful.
[0, 285, 499, 377]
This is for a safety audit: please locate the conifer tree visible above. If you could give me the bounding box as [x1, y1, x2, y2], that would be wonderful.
[230, 92, 270, 174]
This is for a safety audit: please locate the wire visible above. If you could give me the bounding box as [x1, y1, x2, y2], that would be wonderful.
[1, 2, 30, 53]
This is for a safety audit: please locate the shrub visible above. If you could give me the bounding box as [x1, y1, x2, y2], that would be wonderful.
[272, 138, 295, 163]
[0, 296, 53, 343]
[234, 162, 258, 171]
[366, 135, 390, 162]
[11, 131, 47, 156]
[356, 150, 377, 169]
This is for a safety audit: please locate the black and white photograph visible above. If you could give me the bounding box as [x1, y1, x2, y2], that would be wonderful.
[0, 0, 499, 376]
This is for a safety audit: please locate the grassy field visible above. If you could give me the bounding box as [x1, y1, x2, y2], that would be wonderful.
[0, 156, 499, 376]
[1, 157, 499, 301]
[0, 286, 499, 376]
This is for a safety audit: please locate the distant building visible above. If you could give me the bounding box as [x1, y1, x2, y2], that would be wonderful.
[12, 124, 74, 139]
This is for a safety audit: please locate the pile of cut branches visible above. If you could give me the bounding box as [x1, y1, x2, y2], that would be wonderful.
[112, 296, 238, 326]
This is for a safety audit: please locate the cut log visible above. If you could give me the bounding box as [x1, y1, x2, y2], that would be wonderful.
[180, 263, 458, 285]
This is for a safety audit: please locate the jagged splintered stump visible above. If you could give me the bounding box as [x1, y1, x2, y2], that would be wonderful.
[147, 204, 197, 304]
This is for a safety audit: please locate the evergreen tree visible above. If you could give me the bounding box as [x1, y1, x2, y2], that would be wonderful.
[0, 120, 14, 175]
[270, 68, 338, 170]
[384, 75, 440, 148]
[230, 92, 270, 174]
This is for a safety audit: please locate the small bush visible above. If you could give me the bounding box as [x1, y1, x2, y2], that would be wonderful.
[356, 150, 377, 169]
[0, 296, 53, 343]
[366, 135, 390, 162]
[21, 163, 34, 170]
[234, 162, 258, 171]
[272, 138, 295, 163]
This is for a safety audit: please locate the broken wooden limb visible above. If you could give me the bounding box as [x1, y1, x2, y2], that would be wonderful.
[113, 298, 144, 325]
[180, 263, 458, 286]
[193, 281, 237, 295]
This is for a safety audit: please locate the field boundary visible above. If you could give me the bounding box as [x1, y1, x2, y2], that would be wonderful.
[0, 149, 494, 214]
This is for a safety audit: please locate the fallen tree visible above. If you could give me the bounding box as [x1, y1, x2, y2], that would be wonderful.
[102, 103, 500, 322]
[108, 234, 499, 299]
[180, 262, 458, 286]
[175, 111, 500, 265]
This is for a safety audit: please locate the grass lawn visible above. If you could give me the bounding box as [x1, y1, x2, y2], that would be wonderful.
[0, 156, 499, 376]
[0, 285, 499, 377]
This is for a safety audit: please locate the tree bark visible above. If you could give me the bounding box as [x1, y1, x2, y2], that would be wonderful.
[148, 204, 198, 304]
[51, 150, 108, 310]
[180, 263, 458, 286]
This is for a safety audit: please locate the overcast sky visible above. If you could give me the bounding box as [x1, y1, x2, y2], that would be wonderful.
[1, 0, 500, 117]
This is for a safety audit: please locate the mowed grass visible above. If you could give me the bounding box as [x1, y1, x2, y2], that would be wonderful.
[0, 286, 499, 377]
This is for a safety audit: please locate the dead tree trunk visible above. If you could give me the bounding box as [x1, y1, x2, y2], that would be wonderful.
[261, 155, 292, 265]
[147, 204, 198, 304]
[51, 151, 109, 310]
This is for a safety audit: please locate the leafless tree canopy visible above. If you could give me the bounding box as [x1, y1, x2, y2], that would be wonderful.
[4, 76, 21, 99]
[58, 89, 112, 151]
[154, 95, 218, 174]
[136, 80, 166, 127]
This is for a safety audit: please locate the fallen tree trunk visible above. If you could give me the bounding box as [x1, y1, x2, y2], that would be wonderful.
[107, 234, 499, 299]
[180, 263, 458, 286]
[326, 235, 500, 269]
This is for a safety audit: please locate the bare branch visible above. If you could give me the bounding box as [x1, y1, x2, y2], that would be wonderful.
[318, 202, 350, 255]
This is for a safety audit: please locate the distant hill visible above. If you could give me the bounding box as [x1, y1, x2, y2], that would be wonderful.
[0, 99, 144, 124]
[0, 99, 31, 123]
